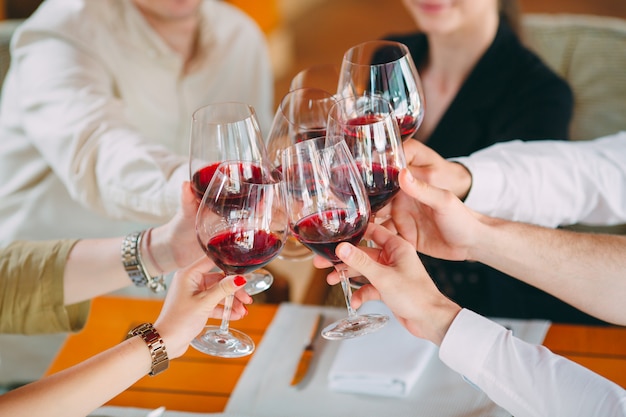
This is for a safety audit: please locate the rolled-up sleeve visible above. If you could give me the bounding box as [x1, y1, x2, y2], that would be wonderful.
[0, 239, 91, 334]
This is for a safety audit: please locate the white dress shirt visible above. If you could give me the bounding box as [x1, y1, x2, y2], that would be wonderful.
[454, 131, 626, 228]
[440, 309, 626, 417]
[0, 0, 274, 243]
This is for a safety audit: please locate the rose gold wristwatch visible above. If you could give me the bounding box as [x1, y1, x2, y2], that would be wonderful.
[127, 322, 169, 376]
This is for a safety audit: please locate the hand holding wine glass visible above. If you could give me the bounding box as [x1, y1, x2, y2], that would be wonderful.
[193, 161, 287, 357]
[338, 40, 425, 141]
[282, 137, 388, 340]
[189, 102, 275, 295]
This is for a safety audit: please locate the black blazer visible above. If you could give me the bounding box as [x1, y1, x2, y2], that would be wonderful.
[386, 20, 573, 158]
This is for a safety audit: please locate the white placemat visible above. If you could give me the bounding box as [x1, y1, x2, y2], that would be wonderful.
[225, 302, 551, 417]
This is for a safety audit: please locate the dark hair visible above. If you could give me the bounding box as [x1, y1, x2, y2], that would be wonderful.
[499, 0, 522, 36]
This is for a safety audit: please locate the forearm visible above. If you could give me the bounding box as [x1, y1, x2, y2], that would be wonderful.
[63, 228, 184, 305]
[470, 218, 626, 325]
[441, 310, 626, 417]
[0, 336, 152, 417]
[456, 133, 626, 227]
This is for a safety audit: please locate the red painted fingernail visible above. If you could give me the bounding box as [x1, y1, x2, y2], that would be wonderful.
[234, 275, 247, 286]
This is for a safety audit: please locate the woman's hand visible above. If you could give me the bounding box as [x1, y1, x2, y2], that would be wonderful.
[154, 257, 253, 358]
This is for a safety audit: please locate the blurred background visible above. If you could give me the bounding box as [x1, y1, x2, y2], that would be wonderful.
[2, 0, 626, 109]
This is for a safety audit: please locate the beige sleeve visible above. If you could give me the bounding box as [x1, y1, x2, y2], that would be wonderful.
[0, 239, 91, 334]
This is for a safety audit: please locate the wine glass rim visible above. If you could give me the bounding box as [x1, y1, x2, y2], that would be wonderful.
[276, 87, 337, 124]
[328, 94, 395, 124]
[342, 40, 411, 65]
[192, 101, 257, 124]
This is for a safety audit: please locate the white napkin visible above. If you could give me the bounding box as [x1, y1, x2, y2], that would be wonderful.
[327, 300, 437, 397]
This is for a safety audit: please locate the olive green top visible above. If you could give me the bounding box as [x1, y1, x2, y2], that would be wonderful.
[0, 239, 90, 334]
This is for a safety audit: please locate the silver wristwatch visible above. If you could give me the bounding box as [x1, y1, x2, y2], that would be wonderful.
[127, 322, 169, 376]
[121, 231, 166, 293]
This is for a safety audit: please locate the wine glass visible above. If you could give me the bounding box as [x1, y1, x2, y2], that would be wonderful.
[189, 102, 275, 295]
[327, 94, 406, 288]
[289, 64, 340, 93]
[282, 137, 389, 340]
[193, 160, 287, 357]
[266, 87, 337, 169]
[327, 94, 406, 218]
[338, 40, 425, 141]
[266, 87, 337, 261]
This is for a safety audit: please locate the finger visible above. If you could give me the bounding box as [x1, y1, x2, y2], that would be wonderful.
[399, 168, 452, 209]
[181, 181, 200, 215]
[363, 223, 402, 249]
[313, 254, 333, 269]
[335, 241, 388, 286]
[350, 283, 383, 309]
[402, 139, 433, 166]
[217, 275, 247, 298]
[199, 275, 247, 309]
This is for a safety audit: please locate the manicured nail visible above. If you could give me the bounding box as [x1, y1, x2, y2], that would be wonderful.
[234, 275, 247, 286]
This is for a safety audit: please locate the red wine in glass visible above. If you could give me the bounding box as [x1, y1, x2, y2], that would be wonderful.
[292, 209, 368, 262]
[203, 228, 284, 275]
[191, 162, 220, 201]
[356, 162, 401, 214]
[192, 161, 267, 202]
[397, 114, 419, 141]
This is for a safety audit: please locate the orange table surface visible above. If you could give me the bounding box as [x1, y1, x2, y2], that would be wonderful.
[46, 296, 626, 413]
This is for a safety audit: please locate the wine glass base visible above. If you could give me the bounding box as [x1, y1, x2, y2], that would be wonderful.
[321, 313, 389, 340]
[190, 326, 255, 358]
[244, 269, 274, 296]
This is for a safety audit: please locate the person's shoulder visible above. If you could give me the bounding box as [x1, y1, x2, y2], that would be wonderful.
[17, 0, 120, 36]
[490, 23, 571, 95]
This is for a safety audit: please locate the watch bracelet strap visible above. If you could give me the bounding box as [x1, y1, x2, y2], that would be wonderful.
[121, 231, 166, 293]
[127, 322, 169, 376]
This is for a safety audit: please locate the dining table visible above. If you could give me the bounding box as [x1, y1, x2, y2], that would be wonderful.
[45, 295, 626, 414]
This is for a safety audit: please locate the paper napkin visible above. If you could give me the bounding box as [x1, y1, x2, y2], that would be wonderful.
[327, 300, 437, 397]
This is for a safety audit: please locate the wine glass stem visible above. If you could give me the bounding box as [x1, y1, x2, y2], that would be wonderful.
[218, 293, 235, 335]
[338, 267, 358, 318]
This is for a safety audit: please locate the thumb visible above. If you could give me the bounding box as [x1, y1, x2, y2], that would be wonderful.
[335, 243, 386, 286]
[204, 275, 247, 306]
[399, 168, 450, 209]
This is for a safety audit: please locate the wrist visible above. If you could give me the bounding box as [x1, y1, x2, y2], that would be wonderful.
[426, 300, 462, 346]
[147, 226, 178, 273]
[450, 161, 472, 201]
[121, 231, 166, 293]
[127, 322, 169, 376]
